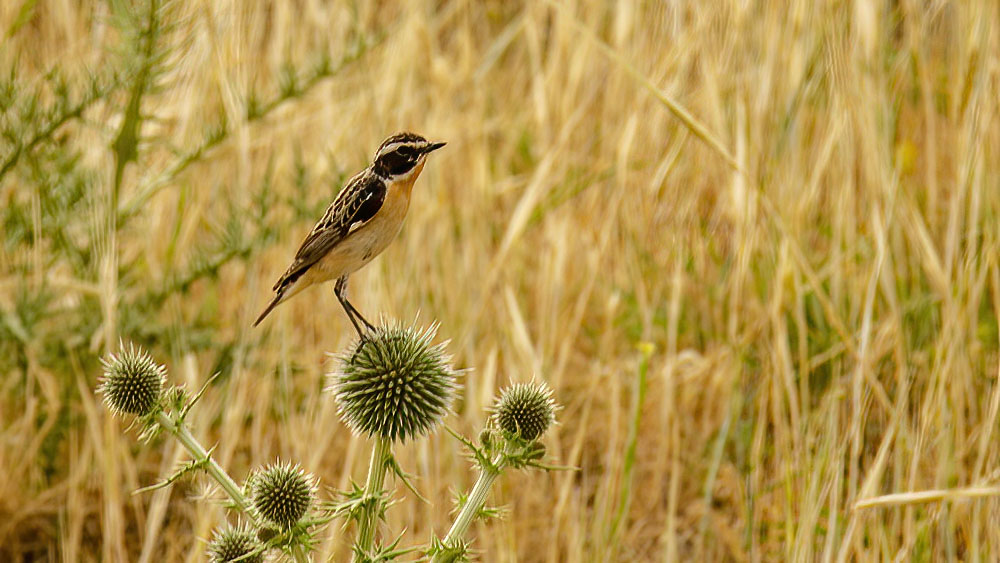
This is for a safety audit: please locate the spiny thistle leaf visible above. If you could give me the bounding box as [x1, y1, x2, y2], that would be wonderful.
[207, 522, 264, 563]
[492, 381, 557, 442]
[98, 341, 167, 417]
[247, 461, 316, 530]
[134, 450, 213, 495]
[328, 322, 457, 443]
[427, 535, 470, 563]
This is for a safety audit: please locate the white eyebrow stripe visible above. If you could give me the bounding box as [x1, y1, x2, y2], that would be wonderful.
[375, 142, 405, 160]
[375, 141, 432, 161]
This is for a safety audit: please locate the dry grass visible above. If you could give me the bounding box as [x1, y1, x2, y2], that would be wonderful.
[2, 0, 1000, 561]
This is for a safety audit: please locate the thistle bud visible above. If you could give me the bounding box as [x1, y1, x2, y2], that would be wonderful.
[247, 461, 315, 530]
[479, 428, 495, 450]
[207, 522, 263, 563]
[98, 342, 167, 418]
[493, 381, 556, 442]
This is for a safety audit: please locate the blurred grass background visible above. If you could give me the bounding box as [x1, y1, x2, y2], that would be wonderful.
[2, 0, 999, 561]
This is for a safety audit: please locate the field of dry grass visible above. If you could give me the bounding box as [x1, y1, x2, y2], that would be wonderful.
[2, 0, 1000, 561]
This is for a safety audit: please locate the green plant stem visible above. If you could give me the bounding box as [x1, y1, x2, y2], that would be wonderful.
[433, 454, 505, 562]
[607, 346, 651, 550]
[117, 33, 384, 223]
[355, 436, 392, 559]
[0, 73, 122, 180]
[154, 411, 254, 519]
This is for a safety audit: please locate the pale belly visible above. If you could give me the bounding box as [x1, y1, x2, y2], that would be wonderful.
[307, 191, 410, 283]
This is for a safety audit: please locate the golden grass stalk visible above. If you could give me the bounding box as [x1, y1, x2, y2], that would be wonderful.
[854, 486, 1000, 511]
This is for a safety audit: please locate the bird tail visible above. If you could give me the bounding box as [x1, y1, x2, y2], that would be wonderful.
[252, 292, 284, 327]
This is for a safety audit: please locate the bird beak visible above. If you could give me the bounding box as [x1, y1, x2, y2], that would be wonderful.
[424, 141, 447, 153]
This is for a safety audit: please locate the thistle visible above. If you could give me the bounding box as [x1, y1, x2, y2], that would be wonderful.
[431, 380, 561, 562]
[329, 323, 457, 443]
[493, 381, 557, 442]
[98, 342, 167, 418]
[247, 461, 316, 530]
[207, 522, 263, 563]
[327, 322, 458, 559]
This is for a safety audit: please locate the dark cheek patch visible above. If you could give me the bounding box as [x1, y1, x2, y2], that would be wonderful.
[391, 157, 416, 175]
[379, 152, 416, 176]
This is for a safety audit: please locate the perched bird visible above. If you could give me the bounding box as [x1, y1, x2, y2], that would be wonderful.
[253, 132, 446, 335]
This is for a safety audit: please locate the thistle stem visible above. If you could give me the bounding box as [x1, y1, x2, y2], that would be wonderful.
[154, 412, 255, 520]
[433, 455, 505, 561]
[355, 436, 392, 559]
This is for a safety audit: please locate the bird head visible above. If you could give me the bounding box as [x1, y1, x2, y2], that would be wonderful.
[371, 132, 446, 181]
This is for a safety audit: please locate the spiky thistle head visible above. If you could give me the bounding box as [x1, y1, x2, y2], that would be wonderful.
[492, 381, 557, 442]
[328, 323, 457, 443]
[246, 461, 316, 530]
[206, 522, 263, 563]
[98, 342, 167, 418]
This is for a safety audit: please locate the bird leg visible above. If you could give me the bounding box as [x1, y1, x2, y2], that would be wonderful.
[334, 275, 376, 339]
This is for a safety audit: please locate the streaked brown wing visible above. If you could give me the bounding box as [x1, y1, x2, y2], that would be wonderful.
[271, 170, 387, 292]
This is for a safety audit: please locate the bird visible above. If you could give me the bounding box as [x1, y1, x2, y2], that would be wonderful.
[253, 132, 445, 336]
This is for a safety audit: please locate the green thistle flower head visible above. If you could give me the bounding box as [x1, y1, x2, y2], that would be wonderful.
[247, 461, 315, 530]
[98, 342, 167, 418]
[328, 323, 457, 443]
[492, 381, 557, 442]
[207, 522, 263, 563]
